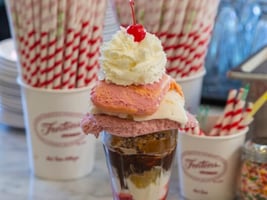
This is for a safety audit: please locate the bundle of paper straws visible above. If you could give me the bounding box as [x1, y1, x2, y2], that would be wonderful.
[195, 89, 267, 136]
[114, 0, 220, 78]
[183, 88, 267, 137]
[6, 0, 107, 89]
[209, 87, 253, 136]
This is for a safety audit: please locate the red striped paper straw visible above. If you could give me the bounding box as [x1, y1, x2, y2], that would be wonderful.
[45, 0, 58, 89]
[187, 27, 212, 77]
[182, 24, 212, 77]
[228, 99, 245, 135]
[53, 0, 67, 89]
[6, 0, 27, 83]
[157, 0, 177, 45]
[166, 0, 189, 79]
[39, 0, 51, 88]
[187, 0, 219, 77]
[178, 0, 203, 78]
[32, 0, 41, 87]
[16, 0, 31, 84]
[228, 89, 246, 135]
[22, 0, 34, 85]
[237, 102, 254, 131]
[180, 0, 208, 77]
[209, 89, 237, 136]
[61, 0, 77, 89]
[68, 0, 84, 89]
[220, 89, 239, 135]
[144, 0, 163, 34]
[76, 0, 92, 88]
[84, 0, 97, 87]
[209, 116, 223, 136]
[85, 0, 107, 87]
[24, 0, 39, 87]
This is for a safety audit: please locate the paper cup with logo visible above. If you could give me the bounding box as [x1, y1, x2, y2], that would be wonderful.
[177, 116, 248, 200]
[176, 70, 206, 114]
[18, 79, 96, 180]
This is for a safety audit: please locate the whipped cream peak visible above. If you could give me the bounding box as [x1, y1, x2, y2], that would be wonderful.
[100, 27, 167, 86]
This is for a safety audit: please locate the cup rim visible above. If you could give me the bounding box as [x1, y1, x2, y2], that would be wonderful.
[17, 77, 93, 94]
[179, 127, 248, 141]
[176, 69, 206, 82]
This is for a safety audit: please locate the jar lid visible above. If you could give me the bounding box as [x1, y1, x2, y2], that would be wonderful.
[242, 138, 267, 163]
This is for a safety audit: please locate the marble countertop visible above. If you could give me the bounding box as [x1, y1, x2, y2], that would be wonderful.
[0, 124, 182, 200]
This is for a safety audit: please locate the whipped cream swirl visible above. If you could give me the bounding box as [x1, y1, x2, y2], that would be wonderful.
[100, 27, 167, 86]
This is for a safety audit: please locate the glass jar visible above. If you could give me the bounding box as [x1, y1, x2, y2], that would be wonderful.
[101, 130, 177, 200]
[239, 138, 267, 200]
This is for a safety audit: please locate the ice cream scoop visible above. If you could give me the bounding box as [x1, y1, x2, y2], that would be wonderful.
[82, 25, 188, 137]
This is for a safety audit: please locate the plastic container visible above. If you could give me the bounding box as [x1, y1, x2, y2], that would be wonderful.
[239, 137, 267, 200]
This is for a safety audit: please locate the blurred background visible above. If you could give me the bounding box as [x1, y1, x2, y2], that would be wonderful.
[0, 0, 266, 104]
[203, 0, 267, 104]
[0, 0, 11, 41]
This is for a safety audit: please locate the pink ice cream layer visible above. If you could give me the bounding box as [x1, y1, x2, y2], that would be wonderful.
[81, 113, 194, 137]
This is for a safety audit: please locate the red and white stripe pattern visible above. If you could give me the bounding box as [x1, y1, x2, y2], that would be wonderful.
[24, 0, 38, 87]
[209, 89, 237, 136]
[53, 0, 66, 89]
[164, 0, 189, 78]
[114, 0, 220, 79]
[209, 88, 253, 136]
[61, 0, 76, 89]
[68, 0, 83, 89]
[7, 0, 29, 84]
[156, 0, 178, 45]
[85, 0, 107, 88]
[221, 89, 242, 135]
[237, 102, 254, 131]
[76, 0, 93, 88]
[7, 0, 107, 90]
[17, 0, 31, 85]
[46, 0, 58, 89]
[144, 0, 163, 34]
[32, 0, 41, 87]
[179, 0, 209, 77]
[39, 0, 50, 88]
[228, 88, 246, 135]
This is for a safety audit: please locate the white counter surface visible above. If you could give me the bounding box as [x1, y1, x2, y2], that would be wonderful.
[0, 125, 182, 200]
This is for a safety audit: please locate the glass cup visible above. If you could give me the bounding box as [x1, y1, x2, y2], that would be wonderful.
[101, 130, 177, 200]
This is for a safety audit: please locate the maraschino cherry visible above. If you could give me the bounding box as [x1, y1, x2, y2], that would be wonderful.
[126, 0, 146, 42]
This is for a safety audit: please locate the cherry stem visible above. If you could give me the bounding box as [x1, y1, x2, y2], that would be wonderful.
[129, 0, 136, 25]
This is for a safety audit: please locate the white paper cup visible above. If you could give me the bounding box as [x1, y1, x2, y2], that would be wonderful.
[18, 79, 96, 180]
[177, 116, 248, 200]
[176, 70, 206, 114]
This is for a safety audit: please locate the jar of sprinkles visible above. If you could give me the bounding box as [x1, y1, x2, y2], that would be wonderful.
[239, 138, 267, 200]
